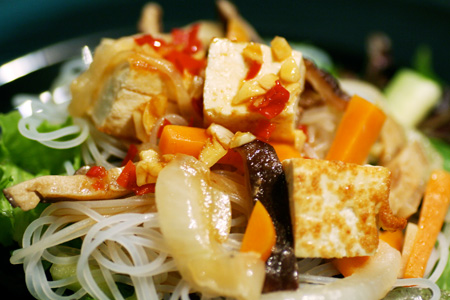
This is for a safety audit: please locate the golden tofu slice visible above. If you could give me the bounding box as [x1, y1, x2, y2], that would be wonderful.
[283, 158, 390, 258]
[70, 36, 173, 141]
[91, 64, 167, 139]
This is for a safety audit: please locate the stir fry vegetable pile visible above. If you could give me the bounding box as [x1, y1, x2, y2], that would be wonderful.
[1, 1, 450, 300]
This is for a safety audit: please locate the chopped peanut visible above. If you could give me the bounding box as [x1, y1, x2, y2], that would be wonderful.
[230, 132, 256, 148]
[258, 73, 279, 90]
[233, 80, 266, 105]
[280, 57, 301, 83]
[242, 43, 263, 64]
[200, 124, 234, 167]
[136, 149, 165, 186]
[271, 36, 292, 61]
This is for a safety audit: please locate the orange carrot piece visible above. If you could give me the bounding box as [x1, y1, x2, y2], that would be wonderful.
[325, 95, 386, 165]
[399, 222, 418, 277]
[403, 169, 450, 278]
[159, 125, 208, 158]
[332, 256, 370, 277]
[270, 142, 302, 162]
[218, 148, 244, 172]
[380, 230, 404, 252]
[240, 201, 276, 261]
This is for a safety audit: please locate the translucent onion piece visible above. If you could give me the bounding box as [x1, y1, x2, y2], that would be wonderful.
[133, 52, 193, 122]
[261, 240, 401, 300]
[155, 155, 265, 300]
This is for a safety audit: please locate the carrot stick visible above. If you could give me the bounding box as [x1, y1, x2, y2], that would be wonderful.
[270, 142, 302, 162]
[380, 230, 404, 252]
[159, 125, 208, 158]
[325, 95, 386, 165]
[403, 169, 450, 278]
[240, 201, 276, 261]
[399, 222, 418, 277]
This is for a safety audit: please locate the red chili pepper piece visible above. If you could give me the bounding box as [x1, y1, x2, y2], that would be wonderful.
[134, 34, 166, 49]
[172, 23, 202, 54]
[86, 166, 108, 191]
[121, 144, 139, 167]
[134, 183, 156, 195]
[117, 160, 137, 190]
[253, 119, 277, 141]
[171, 27, 186, 45]
[297, 124, 308, 141]
[91, 180, 105, 191]
[186, 24, 202, 54]
[157, 119, 172, 138]
[245, 61, 262, 80]
[86, 166, 107, 178]
[249, 81, 290, 119]
[164, 50, 206, 75]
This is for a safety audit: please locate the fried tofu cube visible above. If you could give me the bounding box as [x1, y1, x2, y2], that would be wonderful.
[91, 64, 166, 139]
[203, 38, 305, 143]
[282, 158, 390, 258]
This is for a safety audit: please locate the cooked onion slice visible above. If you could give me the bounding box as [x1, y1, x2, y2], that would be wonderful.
[155, 155, 265, 300]
[261, 240, 401, 300]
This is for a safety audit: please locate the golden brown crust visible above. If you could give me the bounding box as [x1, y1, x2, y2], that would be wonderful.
[283, 158, 390, 258]
[378, 199, 407, 232]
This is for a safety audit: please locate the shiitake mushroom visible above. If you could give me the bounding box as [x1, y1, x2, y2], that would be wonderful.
[236, 139, 299, 292]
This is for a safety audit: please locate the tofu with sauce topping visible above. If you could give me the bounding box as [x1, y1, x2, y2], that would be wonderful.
[203, 38, 305, 143]
[283, 157, 390, 258]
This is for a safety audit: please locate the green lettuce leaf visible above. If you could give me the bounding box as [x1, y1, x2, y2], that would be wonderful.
[437, 256, 450, 291]
[0, 111, 81, 175]
[0, 110, 82, 247]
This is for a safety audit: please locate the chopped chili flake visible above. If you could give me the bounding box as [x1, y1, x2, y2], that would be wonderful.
[171, 23, 202, 54]
[86, 166, 107, 190]
[186, 24, 202, 54]
[164, 50, 206, 75]
[134, 183, 156, 195]
[117, 160, 137, 190]
[171, 27, 186, 45]
[134, 27, 205, 76]
[245, 61, 262, 80]
[297, 124, 308, 141]
[91, 180, 105, 191]
[134, 34, 166, 49]
[253, 119, 277, 141]
[121, 144, 139, 167]
[86, 166, 107, 178]
[249, 80, 290, 119]
[157, 119, 172, 138]
[117, 161, 156, 195]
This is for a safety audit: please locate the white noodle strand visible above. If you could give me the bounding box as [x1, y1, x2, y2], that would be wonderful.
[394, 278, 441, 300]
[427, 233, 449, 283]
